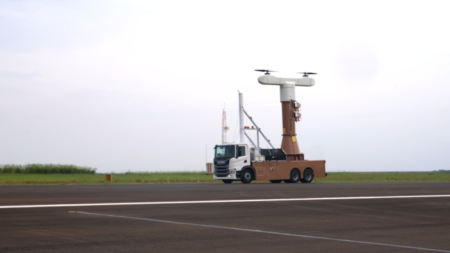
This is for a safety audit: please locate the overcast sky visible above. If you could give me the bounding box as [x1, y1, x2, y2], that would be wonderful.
[1, 0, 449, 172]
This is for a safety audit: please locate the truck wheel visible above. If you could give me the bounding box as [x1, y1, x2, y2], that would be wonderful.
[301, 169, 314, 183]
[241, 169, 253, 184]
[222, 180, 233, 184]
[270, 180, 282, 183]
[288, 169, 300, 183]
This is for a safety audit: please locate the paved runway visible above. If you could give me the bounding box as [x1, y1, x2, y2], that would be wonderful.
[1, 182, 450, 252]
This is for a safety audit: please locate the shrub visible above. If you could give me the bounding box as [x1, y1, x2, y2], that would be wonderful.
[0, 164, 96, 174]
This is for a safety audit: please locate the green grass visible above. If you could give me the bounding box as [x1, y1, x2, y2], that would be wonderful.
[0, 172, 217, 185]
[0, 172, 449, 186]
[314, 172, 450, 183]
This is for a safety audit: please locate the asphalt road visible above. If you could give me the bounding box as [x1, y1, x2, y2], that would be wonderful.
[1, 182, 450, 252]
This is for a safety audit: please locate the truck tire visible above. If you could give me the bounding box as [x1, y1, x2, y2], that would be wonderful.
[284, 169, 300, 183]
[270, 180, 282, 183]
[241, 169, 253, 184]
[222, 180, 233, 184]
[291, 169, 300, 183]
[300, 169, 314, 183]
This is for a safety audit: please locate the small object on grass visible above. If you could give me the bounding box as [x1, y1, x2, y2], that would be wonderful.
[105, 174, 112, 183]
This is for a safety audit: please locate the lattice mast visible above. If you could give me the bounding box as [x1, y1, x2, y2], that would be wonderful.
[222, 107, 229, 144]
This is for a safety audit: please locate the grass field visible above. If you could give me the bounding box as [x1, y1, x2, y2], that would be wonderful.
[316, 172, 450, 183]
[0, 172, 449, 185]
[0, 172, 214, 185]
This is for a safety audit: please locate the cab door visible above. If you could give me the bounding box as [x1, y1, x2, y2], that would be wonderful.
[234, 145, 250, 171]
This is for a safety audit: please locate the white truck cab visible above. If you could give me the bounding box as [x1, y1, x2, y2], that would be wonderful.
[213, 143, 269, 184]
[213, 144, 252, 183]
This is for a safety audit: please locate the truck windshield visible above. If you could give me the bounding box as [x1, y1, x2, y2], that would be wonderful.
[215, 145, 235, 159]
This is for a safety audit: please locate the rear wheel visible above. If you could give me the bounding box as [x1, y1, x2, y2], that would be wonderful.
[222, 180, 233, 184]
[288, 169, 300, 183]
[270, 180, 282, 183]
[300, 169, 314, 183]
[241, 169, 253, 184]
[283, 169, 300, 183]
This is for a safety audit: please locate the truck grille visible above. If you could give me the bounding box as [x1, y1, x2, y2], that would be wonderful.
[214, 165, 229, 177]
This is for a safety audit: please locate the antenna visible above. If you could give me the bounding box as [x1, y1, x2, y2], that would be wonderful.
[239, 92, 244, 143]
[222, 105, 229, 144]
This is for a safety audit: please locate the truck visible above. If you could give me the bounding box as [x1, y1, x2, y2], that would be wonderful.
[213, 144, 326, 184]
[213, 70, 327, 184]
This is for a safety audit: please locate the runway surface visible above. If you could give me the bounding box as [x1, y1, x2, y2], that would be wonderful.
[1, 182, 450, 252]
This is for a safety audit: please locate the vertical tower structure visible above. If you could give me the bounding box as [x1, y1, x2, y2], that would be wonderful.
[257, 74, 315, 155]
[222, 108, 229, 144]
[238, 92, 244, 143]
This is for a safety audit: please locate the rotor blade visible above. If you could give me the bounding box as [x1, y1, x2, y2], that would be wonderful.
[296, 72, 317, 75]
[255, 69, 277, 72]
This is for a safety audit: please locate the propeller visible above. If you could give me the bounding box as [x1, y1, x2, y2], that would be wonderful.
[255, 69, 277, 75]
[296, 72, 317, 77]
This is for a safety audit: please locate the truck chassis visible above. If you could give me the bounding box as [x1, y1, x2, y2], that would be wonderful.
[213, 147, 326, 184]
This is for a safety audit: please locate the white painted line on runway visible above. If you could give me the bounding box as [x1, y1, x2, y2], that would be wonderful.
[73, 211, 450, 253]
[1, 194, 450, 209]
